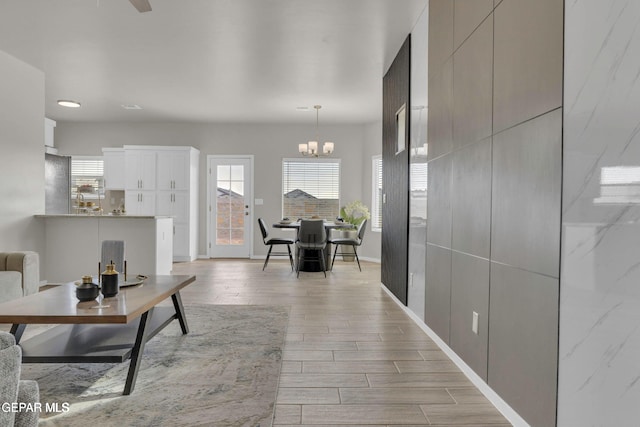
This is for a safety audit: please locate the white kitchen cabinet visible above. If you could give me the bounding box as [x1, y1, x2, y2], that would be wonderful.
[119, 145, 199, 262]
[173, 222, 190, 261]
[102, 148, 125, 190]
[156, 191, 189, 223]
[124, 149, 156, 190]
[157, 150, 190, 191]
[124, 191, 156, 216]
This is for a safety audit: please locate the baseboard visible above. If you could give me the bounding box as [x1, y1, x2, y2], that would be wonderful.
[380, 284, 530, 427]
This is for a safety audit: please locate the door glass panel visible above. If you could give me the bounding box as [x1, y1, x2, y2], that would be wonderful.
[217, 165, 230, 181]
[231, 181, 244, 195]
[216, 163, 246, 246]
[231, 165, 243, 180]
[231, 228, 244, 245]
[216, 228, 230, 245]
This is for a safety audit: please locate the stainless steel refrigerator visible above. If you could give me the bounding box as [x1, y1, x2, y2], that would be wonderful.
[45, 153, 71, 214]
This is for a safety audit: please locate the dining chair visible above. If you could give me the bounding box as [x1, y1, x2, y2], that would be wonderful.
[295, 219, 327, 277]
[101, 240, 125, 274]
[329, 219, 367, 271]
[258, 218, 295, 271]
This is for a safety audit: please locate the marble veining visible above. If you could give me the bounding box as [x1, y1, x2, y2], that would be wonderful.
[20, 304, 288, 427]
[560, 0, 640, 424]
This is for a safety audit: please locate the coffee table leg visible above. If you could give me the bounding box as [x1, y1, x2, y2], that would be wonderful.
[171, 291, 189, 334]
[123, 308, 154, 395]
[10, 324, 26, 343]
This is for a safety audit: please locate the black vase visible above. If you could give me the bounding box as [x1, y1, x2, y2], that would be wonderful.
[101, 264, 119, 297]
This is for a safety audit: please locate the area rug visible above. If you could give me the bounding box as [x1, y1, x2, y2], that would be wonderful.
[19, 304, 289, 427]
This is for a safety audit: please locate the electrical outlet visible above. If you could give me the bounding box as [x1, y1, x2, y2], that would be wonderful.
[409, 273, 414, 288]
[472, 311, 479, 334]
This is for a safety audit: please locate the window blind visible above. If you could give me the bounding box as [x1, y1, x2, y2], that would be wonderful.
[71, 157, 104, 199]
[282, 159, 340, 218]
[372, 156, 383, 230]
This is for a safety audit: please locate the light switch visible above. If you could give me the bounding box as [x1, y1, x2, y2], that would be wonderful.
[255, 198, 264, 205]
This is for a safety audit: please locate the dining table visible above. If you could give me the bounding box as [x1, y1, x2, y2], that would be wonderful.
[272, 219, 355, 272]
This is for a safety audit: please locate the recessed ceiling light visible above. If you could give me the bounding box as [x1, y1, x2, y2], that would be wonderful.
[296, 106, 310, 111]
[121, 104, 143, 110]
[57, 100, 81, 108]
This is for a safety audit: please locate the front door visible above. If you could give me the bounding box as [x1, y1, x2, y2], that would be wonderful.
[208, 156, 253, 258]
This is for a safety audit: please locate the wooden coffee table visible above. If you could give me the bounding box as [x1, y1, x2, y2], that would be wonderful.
[0, 274, 195, 395]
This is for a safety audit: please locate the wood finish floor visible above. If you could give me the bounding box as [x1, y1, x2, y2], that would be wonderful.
[172, 259, 512, 427]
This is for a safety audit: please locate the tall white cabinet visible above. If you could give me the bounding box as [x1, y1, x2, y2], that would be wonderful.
[117, 145, 199, 262]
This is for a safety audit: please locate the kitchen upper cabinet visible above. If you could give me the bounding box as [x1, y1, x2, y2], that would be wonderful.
[125, 149, 156, 190]
[157, 150, 190, 191]
[102, 148, 125, 190]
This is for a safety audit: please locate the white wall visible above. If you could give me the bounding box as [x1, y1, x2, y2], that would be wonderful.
[559, 0, 640, 424]
[54, 121, 382, 260]
[0, 51, 45, 256]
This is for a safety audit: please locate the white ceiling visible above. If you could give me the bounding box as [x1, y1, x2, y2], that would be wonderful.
[0, 0, 427, 124]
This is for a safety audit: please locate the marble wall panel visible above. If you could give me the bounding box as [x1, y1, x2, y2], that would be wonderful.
[493, 0, 563, 133]
[451, 137, 491, 258]
[559, 1, 640, 424]
[450, 252, 490, 379]
[425, 244, 452, 343]
[453, 0, 494, 50]
[488, 262, 558, 427]
[426, 153, 452, 248]
[452, 16, 493, 149]
[491, 109, 562, 277]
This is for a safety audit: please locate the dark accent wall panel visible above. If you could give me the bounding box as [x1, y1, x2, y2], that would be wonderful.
[382, 35, 410, 304]
[426, 1, 562, 425]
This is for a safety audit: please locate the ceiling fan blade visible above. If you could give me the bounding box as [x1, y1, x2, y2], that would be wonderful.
[129, 0, 152, 13]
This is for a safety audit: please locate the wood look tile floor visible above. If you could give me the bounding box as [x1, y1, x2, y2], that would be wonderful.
[173, 259, 513, 426]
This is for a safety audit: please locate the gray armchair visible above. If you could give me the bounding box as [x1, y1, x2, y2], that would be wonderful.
[0, 332, 39, 427]
[0, 252, 40, 304]
[296, 219, 328, 277]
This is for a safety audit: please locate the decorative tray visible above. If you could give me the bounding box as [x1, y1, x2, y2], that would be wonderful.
[74, 275, 147, 288]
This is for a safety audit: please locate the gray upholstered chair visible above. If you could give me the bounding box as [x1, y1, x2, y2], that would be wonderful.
[101, 240, 125, 275]
[0, 332, 39, 427]
[329, 219, 367, 271]
[258, 218, 295, 271]
[0, 252, 40, 304]
[296, 219, 327, 277]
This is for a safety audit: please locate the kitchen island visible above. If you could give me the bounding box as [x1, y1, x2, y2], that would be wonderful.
[35, 215, 173, 283]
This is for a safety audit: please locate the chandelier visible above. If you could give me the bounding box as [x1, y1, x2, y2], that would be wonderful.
[298, 105, 334, 157]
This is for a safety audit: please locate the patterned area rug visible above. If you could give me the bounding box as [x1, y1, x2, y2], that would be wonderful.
[19, 304, 289, 427]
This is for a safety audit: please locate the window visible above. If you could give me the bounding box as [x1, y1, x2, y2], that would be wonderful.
[282, 158, 340, 219]
[372, 155, 383, 231]
[71, 156, 104, 202]
[594, 166, 640, 204]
